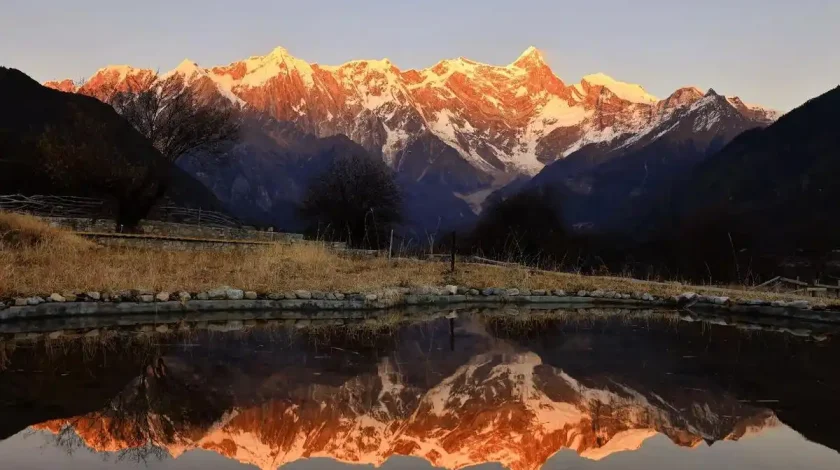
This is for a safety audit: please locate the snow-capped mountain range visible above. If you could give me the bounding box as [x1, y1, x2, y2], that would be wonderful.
[45, 45, 778, 181]
[35, 350, 777, 470]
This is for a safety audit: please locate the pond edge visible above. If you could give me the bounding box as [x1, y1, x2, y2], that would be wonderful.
[2, 292, 839, 324]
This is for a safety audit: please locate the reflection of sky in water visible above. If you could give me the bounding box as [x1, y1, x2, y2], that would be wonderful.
[1, 426, 838, 470]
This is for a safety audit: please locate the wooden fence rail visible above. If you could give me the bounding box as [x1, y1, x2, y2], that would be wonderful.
[0, 194, 110, 218]
[0, 194, 245, 229]
[752, 275, 840, 298]
[148, 205, 245, 228]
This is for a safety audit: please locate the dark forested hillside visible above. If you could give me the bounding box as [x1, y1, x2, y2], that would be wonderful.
[525, 91, 764, 232]
[633, 86, 840, 281]
[0, 67, 223, 225]
[675, 86, 840, 255]
[467, 86, 840, 282]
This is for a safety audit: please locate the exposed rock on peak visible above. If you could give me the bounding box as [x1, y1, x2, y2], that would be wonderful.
[658, 86, 705, 113]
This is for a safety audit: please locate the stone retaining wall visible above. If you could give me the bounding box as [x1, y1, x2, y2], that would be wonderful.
[2, 286, 839, 325]
[5, 306, 836, 342]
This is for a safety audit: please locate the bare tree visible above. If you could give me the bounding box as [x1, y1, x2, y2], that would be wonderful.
[469, 187, 567, 266]
[300, 154, 402, 248]
[88, 74, 240, 163]
[47, 355, 229, 464]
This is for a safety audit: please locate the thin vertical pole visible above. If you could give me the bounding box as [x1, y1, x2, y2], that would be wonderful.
[450, 231, 456, 273]
[388, 229, 394, 260]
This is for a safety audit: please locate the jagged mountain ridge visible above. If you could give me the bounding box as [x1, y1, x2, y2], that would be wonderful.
[45, 46, 778, 186]
[35, 350, 777, 470]
[520, 88, 768, 231]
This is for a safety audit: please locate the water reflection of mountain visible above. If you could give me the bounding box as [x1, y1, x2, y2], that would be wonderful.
[11, 316, 800, 470]
[34, 350, 780, 470]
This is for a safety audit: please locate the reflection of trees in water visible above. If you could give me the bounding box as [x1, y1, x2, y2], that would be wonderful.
[25, 330, 168, 370]
[48, 426, 168, 465]
[0, 340, 13, 371]
[589, 398, 638, 446]
[46, 355, 231, 464]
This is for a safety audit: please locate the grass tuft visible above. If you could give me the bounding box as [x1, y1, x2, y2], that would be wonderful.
[0, 211, 92, 249]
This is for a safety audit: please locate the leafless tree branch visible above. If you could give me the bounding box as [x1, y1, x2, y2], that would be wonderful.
[86, 75, 240, 164]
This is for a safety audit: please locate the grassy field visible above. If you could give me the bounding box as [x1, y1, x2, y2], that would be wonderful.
[0, 211, 829, 304]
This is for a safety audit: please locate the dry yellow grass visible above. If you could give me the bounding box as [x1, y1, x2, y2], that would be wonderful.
[0, 211, 831, 305]
[0, 211, 92, 250]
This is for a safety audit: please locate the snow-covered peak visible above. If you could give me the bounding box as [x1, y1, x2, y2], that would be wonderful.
[512, 46, 543, 63]
[156, 59, 245, 106]
[726, 96, 780, 123]
[56, 45, 778, 178]
[689, 92, 725, 113]
[35, 348, 780, 470]
[511, 46, 547, 70]
[582, 73, 658, 104]
[727, 96, 747, 107]
[657, 86, 705, 113]
[330, 58, 396, 73]
[43, 79, 77, 93]
[163, 59, 203, 80]
[176, 58, 200, 71]
[412, 58, 490, 89]
[239, 45, 316, 87]
[579, 429, 659, 461]
[266, 45, 293, 60]
[92, 64, 150, 81]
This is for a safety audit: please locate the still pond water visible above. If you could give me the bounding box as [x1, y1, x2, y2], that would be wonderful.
[0, 309, 838, 469]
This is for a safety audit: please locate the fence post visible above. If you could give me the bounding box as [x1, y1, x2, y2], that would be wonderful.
[388, 229, 394, 260]
[450, 231, 456, 273]
[197, 207, 202, 226]
[449, 316, 455, 351]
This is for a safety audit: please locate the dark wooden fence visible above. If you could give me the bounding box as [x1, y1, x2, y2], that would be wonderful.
[0, 194, 110, 218]
[0, 194, 245, 229]
[146, 204, 245, 228]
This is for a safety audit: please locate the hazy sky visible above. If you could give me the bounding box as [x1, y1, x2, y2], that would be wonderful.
[2, 0, 838, 111]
